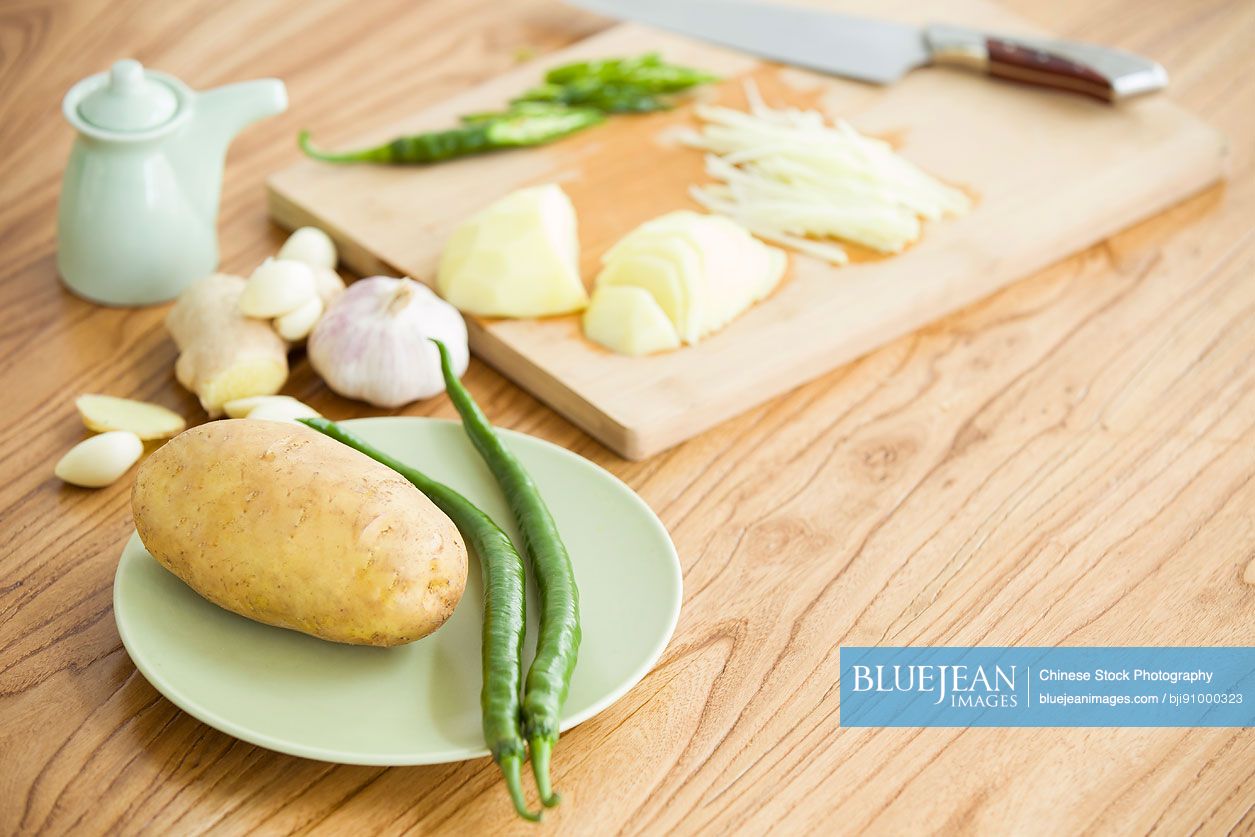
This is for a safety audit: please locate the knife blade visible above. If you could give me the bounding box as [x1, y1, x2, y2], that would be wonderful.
[567, 0, 1167, 102]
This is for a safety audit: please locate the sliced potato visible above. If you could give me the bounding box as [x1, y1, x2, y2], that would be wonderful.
[76, 394, 186, 440]
[597, 249, 699, 344]
[760, 247, 789, 298]
[584, 285, 681, 356]
[594, 211, 786, 349]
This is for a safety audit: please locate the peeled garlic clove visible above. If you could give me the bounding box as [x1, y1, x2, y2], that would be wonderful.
[277, 227, 337, 270]
[239, 258, 317, 318]
[274, 295, 324, 341]
[313, 267, 346, 307]
[309, 276, 469, 408]
[245, 399, 322, 423]
[55, 431, 144, 487]
[222, 394, 308, 419]
[76, 394, 185, 440]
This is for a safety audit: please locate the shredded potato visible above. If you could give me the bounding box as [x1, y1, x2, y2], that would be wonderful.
[684, 82, 971, 263]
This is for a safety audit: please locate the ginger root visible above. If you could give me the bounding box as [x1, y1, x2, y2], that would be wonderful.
[167, 274, 289, 416]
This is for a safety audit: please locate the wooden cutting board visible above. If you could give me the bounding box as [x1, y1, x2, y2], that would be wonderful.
[267, 0, 1225, 459]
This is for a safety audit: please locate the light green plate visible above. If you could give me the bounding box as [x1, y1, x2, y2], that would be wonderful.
[113, 417, 681, 765]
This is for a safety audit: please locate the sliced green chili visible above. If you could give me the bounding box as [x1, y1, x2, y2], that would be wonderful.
[514, 53, 719, 113]
[298, 106, 603, 165]
[432, 340, 580, 808]
[297, 417, 539, 822]
[545, 52, 719, 92]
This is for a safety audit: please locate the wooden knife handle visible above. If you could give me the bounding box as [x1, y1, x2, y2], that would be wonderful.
[985, 37, 1113, 101]
[925, 25, 1168, 103]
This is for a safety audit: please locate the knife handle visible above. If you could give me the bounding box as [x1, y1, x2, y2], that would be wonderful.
[924, 24, 1167, 102]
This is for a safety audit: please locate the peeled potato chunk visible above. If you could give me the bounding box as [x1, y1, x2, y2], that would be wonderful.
[76, 394, 186, 440]
[584, 285, 681, 356]
[437, 184, 588, 318]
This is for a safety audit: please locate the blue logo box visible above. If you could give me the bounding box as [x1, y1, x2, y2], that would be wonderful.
[840, 647, 1255, 727]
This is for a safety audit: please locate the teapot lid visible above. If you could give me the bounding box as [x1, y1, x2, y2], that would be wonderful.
[77, 60, 178, 132]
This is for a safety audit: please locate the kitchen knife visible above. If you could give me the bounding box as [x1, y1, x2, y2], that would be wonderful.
[567, 0, 1167, 102]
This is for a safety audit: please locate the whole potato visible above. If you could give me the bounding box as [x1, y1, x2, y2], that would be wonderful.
[132, 420, 467, 646]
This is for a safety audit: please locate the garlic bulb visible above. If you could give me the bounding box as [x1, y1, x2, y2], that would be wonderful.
[309, 276, 469, 408]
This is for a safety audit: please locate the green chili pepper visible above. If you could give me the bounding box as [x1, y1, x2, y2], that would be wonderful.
[432, 340, 580, 808]
[515, 54, 718, 113]
[297, 417, 540, 822]
[298, 106, 603, 165]
[512, 81, 670, 113]
[545, 52, 719, 92]
[459, 100, 593, 125]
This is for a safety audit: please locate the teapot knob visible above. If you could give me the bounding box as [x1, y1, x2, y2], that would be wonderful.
[109, 59, 145, 90]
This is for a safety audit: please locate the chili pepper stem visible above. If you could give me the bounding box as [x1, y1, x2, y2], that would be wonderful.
[297, 130, 387, 163]
[499, 754, 542, 821]
[530, 737, 560, 807]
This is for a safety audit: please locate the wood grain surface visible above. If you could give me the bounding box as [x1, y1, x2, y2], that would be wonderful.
[1, 0, 1252, 834]
[267, 2, 1226, 460]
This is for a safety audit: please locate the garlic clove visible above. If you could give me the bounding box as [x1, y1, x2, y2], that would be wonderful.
[245, 399, 322, 423]
[222, 394, 308, 419]
[239, 258, 318, 318]
[274, 294, 324, 341]
[277, 227, 337, 270]
[55, 430, 144, 488]
[313, 267, 346, 307]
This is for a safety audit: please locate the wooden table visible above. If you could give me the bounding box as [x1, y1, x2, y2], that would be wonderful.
[2, 0, 1252, 833]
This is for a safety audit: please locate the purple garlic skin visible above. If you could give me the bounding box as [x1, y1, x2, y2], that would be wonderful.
[309, 276, 470, 408]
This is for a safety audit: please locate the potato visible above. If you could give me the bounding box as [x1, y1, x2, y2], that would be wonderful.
[131, 420, 467, 646]
[437, 184, 588, 318]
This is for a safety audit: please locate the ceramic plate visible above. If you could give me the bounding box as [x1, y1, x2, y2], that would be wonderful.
[114, 417, 681, 765]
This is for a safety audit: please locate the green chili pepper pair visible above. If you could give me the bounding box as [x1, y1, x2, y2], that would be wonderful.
[299, 52, 716, 165]
[299, 417, 539, 821]
[298, 341, 580, 821]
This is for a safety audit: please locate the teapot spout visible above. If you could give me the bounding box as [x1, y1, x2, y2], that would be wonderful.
[197, 78, 287, 144]
[172, 78, 287, 221]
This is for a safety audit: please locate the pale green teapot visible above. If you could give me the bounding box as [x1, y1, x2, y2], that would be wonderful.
[58, 60, 287, 306]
